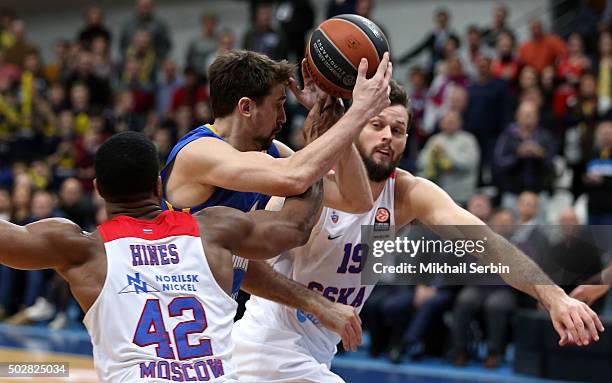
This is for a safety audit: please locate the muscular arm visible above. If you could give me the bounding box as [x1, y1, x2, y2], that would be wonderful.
[198, 181, 323, 260]
[241, 260, 326, 315]
[242, 260, 363, 351]
[274, 140, 373, 213]
[407, 177, 561, 299]
[324, 145, 374, 213]
[0, 218, 88, 270]
[181, 106, 369, 197]
[403, 176, 604, 345]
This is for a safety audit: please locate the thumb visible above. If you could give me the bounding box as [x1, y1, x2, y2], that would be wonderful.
[553, 319, 566, 345]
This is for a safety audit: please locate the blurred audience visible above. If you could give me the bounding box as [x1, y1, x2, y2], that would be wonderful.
[120, 0, 171, 63]
[450, 209, 518, 369]
[243, 3, 289, 61]
[185, 12, 219, 77]
[418, 110, 480, 205]
[399, 7, 459, 80]
[518, 19, 567, 73]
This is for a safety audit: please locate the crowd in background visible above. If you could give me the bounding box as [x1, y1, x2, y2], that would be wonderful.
[0, 0, 610, 370]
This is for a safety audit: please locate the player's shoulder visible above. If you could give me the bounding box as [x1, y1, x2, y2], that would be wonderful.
[394, 169, 438, 194]
[27, 218, 101, 264]
[395, 170, 444, 226]
[393, 170, 443, 220]
[172, 137, 238, 177]
[178, 136, 237, 161]
[393, 168, 421, 194]
[26, 217, 84, 236]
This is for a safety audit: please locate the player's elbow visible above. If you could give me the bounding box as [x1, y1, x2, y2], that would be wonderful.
[291, 218, 316, 247]
[283, 175, 311, 196]
[294, 226, 313, 247]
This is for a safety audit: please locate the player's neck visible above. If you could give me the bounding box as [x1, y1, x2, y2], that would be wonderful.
[213, 116, 257, 151]
[106, 198, 164, 221]
[369, 179, 387, 200]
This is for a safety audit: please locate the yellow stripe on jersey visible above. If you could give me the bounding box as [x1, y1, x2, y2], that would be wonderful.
[207, 123, 220, 136]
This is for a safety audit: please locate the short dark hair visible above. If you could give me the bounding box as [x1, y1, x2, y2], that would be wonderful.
[389, 79, 409, 108]
[208, 50, 295, 118]
[94, 132, 159, 203]
[388, 79, 412, 129]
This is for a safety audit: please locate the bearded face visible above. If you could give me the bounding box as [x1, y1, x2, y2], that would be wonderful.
[356, 105, 409, 182]
[249, 83, 287, 151]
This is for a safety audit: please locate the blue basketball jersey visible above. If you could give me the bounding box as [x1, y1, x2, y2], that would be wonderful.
[161, 124, 280, 297]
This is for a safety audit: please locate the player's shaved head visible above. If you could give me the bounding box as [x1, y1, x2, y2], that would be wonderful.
[94, 132, 160, 203]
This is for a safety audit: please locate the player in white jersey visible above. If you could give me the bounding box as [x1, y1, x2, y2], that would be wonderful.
[233, 80, 605, 383]
[0, 132, 327, 383]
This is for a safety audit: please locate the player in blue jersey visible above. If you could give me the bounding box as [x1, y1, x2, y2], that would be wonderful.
[161, 49, 392, 349]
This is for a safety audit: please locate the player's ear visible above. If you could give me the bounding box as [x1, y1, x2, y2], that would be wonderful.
[237, 97, 253, 117]
[93, 178, 103, 198]
[154, 177, 162, 200]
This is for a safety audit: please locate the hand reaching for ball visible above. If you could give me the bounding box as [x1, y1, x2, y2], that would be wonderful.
[351, 52, 393, 120]
[302, 93, 345, 145]
[289, 59, 320, 110]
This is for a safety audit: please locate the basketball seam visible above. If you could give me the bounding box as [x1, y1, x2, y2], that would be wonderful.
[331, 18, 381, 67]
[317, 28, 357, 72]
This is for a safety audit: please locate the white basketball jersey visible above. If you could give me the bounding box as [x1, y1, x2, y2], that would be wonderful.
[84, 211, 238, 383]
[239, 175, 396, 364]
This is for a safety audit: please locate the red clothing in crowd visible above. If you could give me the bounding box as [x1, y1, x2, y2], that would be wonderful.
[518, 34, 568, 72]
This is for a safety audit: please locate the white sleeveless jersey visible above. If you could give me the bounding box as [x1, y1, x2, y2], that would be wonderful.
[238, 175, 396, 364]
[84, 211, 238, 383]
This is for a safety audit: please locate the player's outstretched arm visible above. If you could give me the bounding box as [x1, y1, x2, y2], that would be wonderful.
[0, 218, 88, 270]
[180, 55, 392, 197]
[197, 180, 323, 260]
[404, 177, 605, 347]
[242, 260, 363, 352]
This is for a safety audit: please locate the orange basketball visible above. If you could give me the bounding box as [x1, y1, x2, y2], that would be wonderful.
[305, 14, 389, 99]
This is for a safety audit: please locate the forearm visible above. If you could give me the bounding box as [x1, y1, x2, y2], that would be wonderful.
[480, 228, 565, 307]
[241, 260, 331, 315]
[288, 109, 369, 189]
[331, 144, 373, 211]
[238, 181, 323, 258]
[270, 179, 323, 233]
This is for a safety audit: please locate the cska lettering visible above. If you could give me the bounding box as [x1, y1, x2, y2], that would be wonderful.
[307, 281, 366, 308]
[130, 244, 180, 266]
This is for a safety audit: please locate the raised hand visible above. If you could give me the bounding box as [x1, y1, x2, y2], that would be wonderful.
[289, 59, 320, 110]
[351, 52, 393, 120]
[302, 93, 345, 145]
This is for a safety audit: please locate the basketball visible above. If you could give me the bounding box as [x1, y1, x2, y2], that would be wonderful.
[305, 14, 389, 99]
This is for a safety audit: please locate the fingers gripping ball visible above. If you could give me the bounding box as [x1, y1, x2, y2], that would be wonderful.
[305, 14, 389, 99]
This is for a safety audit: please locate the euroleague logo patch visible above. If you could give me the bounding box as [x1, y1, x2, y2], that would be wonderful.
[374, 207, 390, 231]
